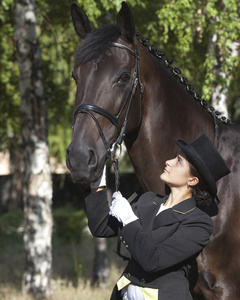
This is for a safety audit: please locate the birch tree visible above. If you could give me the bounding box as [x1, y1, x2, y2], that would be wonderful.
[14, 0, 53, 298]
[205, 0, 240, 117]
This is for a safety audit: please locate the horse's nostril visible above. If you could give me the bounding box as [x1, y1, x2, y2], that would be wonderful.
[66, 145, 72, 156]
[88, 149, 97, 167]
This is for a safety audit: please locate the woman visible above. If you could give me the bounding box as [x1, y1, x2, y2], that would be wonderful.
[85, 134, 230, 300]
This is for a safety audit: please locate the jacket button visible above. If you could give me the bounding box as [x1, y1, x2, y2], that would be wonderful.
[125, 245, 129, 248]
[119, 236, 122, 240]
[141, 278, 145, 284]
[127, 273, 131, 278]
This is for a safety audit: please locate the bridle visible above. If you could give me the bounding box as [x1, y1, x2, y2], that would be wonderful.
[72, 42, 145, 160]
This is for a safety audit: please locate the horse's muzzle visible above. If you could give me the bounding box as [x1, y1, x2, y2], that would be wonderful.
[66, 144, 99, 183]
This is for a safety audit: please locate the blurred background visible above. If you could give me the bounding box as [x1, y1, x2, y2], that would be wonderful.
[0, 0, 239, 299]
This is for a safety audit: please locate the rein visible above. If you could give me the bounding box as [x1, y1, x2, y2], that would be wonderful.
[72, 42, 145, 190]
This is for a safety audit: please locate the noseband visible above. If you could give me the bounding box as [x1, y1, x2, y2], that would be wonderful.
[72, 42, 145, 158]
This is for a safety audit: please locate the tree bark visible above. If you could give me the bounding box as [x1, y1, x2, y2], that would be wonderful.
[210, 0, 239, 119]
[210, 34, 239, 118]
[92, 187, 111, 287]
[92, 237, 109, 287]
[14, 0, 53, 299]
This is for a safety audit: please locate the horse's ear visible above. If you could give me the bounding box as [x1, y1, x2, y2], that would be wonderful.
[117, 2, 135, 43]
[71, 3, 96, 39]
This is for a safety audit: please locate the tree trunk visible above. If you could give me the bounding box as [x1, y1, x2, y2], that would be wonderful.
[14, 0, 53, 299]
[92, 237, 109, 287]
[208, 32, 228, 118]
[210, 36, 239, 118]
[210, 0, 239, 119]
[92, 187, 111, 287]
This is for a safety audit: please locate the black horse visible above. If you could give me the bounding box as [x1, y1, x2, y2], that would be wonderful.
[66, 2, 240, 299]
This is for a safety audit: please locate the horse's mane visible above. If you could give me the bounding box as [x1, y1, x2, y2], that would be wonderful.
[74, 25, 121, 67]
[137, 34, 231, 124]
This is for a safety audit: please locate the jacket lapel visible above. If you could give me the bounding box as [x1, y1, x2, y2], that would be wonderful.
[136, 195, 167, 229]
[153, 208, 180, 229]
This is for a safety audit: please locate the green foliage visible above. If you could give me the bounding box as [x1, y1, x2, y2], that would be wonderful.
[0, 0, 20, 151]
[153, 0, 240, 101]
[0, 210, 24, 243]
[0, 0, 13, 21]
[0, 205, 88, 245]
[228, 64, 240, 123]
[53, 205, 87, 242]
[0, 209, 23, 229]
[201, 0, 240, 99]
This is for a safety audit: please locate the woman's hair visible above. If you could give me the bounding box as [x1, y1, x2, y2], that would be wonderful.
[189, 163, 214, 206]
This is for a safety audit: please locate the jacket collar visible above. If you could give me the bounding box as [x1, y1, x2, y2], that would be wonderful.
[152, 197, 196, 229]
[172, 197, 196, 214]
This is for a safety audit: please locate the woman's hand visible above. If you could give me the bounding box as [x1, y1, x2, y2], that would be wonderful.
[109, 191, 138, 225]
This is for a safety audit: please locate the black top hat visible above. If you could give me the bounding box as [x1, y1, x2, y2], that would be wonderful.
[176, 134, 230, 197]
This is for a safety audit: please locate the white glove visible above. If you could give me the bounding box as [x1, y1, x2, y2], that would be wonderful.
[109, 191, 138, 226]
[90, 164, 106, 189]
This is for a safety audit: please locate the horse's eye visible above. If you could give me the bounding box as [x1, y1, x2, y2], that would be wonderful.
[117, 73, 131, 84]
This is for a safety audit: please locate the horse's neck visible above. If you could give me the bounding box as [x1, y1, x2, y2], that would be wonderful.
[140, 52, 215, 143]
[125, 52, 216, 193]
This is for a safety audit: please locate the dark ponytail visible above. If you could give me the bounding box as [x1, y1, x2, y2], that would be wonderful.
[189, 163, 213, 207]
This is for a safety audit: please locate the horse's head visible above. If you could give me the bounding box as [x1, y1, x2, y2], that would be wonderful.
[66, 2, 144, 183]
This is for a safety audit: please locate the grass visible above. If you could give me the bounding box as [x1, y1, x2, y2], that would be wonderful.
[52, 266, 121, 300]
[0, 267, 121, 300]
[0, 232, 127, 300]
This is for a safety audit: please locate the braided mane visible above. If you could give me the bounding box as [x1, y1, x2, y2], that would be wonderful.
[136, 32, 231, 125]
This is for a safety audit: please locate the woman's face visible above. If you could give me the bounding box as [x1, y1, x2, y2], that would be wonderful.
[160, 155, 193, 189]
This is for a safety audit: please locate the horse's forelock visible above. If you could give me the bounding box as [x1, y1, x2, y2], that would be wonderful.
[74, 25, 121, 68]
